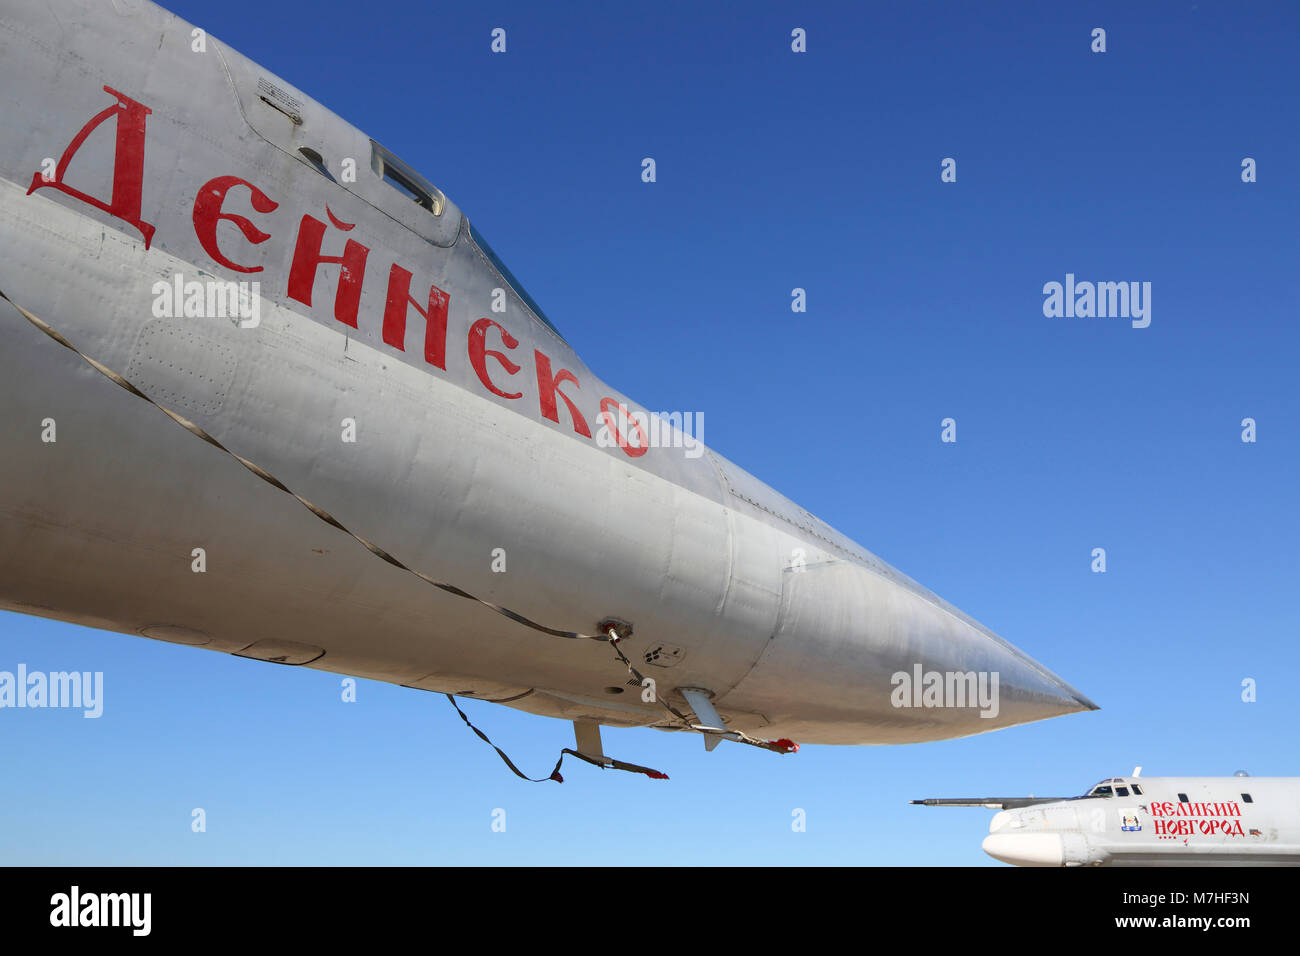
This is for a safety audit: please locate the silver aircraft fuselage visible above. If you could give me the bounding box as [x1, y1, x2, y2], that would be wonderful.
[0, 0, 1096, 750]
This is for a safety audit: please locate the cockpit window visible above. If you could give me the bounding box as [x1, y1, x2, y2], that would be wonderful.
[468, 223, 566, 343]
[1131, 783, 1143, 796]
[1116, 786, 1130, 797]
[371, 140, 445, 216]
[1088, 785, 1113, 798]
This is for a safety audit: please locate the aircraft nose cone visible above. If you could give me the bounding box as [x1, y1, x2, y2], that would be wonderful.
[891, 587, 1099, 736]
[975, 636, 1098, 726]
[898, 571, 1100, 730]
[713, 559, 1097, 743]
[982, 833, 1065, 867]
[873, 580, 1097, 738]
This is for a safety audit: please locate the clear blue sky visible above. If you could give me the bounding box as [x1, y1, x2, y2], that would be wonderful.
[2, 0, 1297, 865]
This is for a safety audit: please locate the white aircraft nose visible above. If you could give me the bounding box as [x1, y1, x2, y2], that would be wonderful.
[981, 832, 1065, 867]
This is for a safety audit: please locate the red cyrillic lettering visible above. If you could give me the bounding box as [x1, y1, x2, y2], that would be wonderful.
[28, 85, 156, 248]
[192, 175, 278, 273]
[468, 318, 522, 399]
[535, 351, 591, 437]
[287, 212, 369, 327]
[599, 398, 648, 458]
[384, 265, 449, 368]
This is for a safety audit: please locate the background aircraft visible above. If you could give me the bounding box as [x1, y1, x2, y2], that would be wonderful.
[915, 771, 1300, 866]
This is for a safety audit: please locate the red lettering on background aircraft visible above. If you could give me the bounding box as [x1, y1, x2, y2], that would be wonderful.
[192, 176, 278, 273]
[468, 318, 522, 399]
[535, 351, 591, 438]
[1154, 813, 1246, 838]
[1152, 800, 1242, 819]
[28, 85, 156, 248]
[383, 265, 449, 369]
[288, 212, 369, 327]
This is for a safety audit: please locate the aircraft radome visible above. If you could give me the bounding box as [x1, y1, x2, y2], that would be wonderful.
[915, 771, 1300, 866]
[0, 0, 1096, 778]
